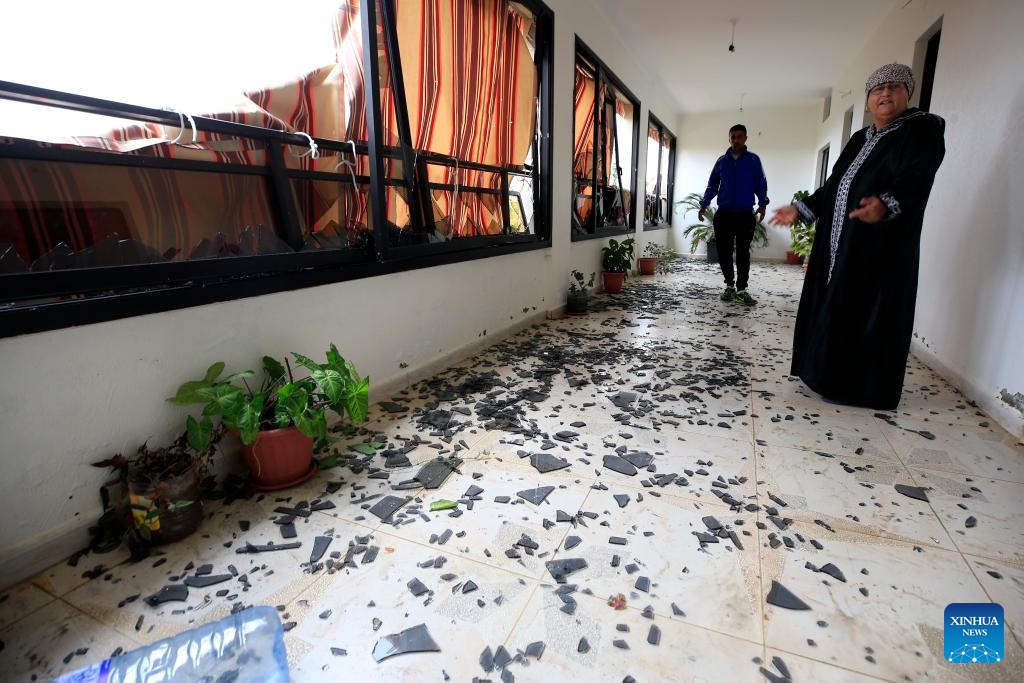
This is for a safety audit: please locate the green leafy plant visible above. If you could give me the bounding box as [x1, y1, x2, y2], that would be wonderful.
[567, 269, 594, 314]
[677, 192, 715, 253]
[677, 192, 769, 253]
[90, 431, 218, 557]
[600, 237, 635, 273]
[643, 243, 678, 275]
[569, 269, 595, 295]
[788, 189, 816, 259]
[168, 343, 370, 450]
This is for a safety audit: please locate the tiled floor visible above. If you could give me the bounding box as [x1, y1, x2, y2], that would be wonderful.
[2, 260, 1022, 682]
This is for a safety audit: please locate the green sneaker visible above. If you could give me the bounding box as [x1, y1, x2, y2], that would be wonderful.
[720, 285, 736, 301]
[732, 289, 757, 306]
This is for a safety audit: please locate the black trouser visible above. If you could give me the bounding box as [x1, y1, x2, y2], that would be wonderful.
[712, 208, 756, 290]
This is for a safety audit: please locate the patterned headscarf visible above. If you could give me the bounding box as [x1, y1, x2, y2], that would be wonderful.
[865, 63, 915, 96]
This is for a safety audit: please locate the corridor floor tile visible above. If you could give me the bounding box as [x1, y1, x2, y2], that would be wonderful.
[3, 260, 1020, 683]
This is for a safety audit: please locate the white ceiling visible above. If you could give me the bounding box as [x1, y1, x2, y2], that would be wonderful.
[589, 0, 900, 114]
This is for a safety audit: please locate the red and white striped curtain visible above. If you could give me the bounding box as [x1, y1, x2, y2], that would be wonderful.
[3, 0, 539, 263]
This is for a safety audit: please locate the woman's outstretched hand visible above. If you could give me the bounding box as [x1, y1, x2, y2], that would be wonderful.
[770, 205, 798, 226]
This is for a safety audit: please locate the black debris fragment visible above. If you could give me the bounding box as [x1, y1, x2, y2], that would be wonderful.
[545, 558, 588, 583]
[894, 484, 929, 502]
[144, 585, 188, 606]
[603, 455, 638, 476]
[765, 581, 811, 610]
[517, 486, 555, 505]
[309, 536, 333, 564]
[183, 574, 232, 588]
[371, 624, 440, 662]
[368, 496, 411, 521]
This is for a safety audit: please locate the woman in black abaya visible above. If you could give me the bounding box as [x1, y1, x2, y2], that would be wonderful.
[771, 63, 946, 410]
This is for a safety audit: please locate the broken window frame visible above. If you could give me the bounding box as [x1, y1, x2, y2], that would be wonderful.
[0, 0, 554, 338]
[643, 113, 675, 229]
[571, 38, 640, 242]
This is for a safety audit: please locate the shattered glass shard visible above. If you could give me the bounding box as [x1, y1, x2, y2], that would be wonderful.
[529, 453, 571, 473]
[766, 580, 812, 610]
[368, 495, 411, 521]
[603, 455, 638, 476]
[371, 623, 441, 662]
[516, 486, 555, 505]
[544, 558, 588, 583]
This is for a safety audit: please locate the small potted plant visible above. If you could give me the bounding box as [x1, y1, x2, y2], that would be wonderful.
[600, 237, 635, 293]
[788, 190, 815, 269]
[638, 244, 659, 275]
[642, 243, 678, 275]
[169, 344, 369, 491]
[678, 193, 717, 261]
[566, 269, 594, 315]
[91, 430, 220, 557]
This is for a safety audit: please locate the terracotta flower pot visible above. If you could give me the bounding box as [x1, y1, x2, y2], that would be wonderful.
[785, 251, 804, 265]
[602, 271, 626, 293]
[637, 257, 657, 275]
[242, 426, 316, 491]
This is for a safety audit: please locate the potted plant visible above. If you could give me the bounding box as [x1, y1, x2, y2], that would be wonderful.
[788, 190, 815, 270]
[644, 243, 678, 275]
[678, 192, 769, 262]
[600, 237, 635, 293]
[91, 430, 220, 557]
[678, 192, 717, 262]
[638, 244, 658, 275]
[169, 344, 369, 491]
[566, 269, 594, 315]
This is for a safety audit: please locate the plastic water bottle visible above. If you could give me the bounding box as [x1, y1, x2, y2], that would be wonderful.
[51, 605, 289, 683]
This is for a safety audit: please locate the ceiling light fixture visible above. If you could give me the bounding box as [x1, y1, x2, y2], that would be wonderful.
[728, 18, 738, 53]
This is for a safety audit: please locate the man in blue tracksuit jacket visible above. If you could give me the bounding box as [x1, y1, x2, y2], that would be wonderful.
[699, 124, 768, 305]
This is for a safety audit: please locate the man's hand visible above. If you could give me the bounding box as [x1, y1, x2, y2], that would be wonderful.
[848, 196, 887, 223]
[698, 208, 705, 222]
[755, 206, 766, 223]
[769, 205, 798, 226]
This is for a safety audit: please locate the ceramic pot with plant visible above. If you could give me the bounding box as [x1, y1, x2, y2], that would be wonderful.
[600, 237, 634, 293]
[169, 344, 369, 491]
[566, 269, 594, 315]
[91, 431, 218, 557]
[637, 246, 657, 276]
[788, 189, 815, 269]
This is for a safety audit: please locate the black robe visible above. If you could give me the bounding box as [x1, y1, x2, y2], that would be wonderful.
[791, 107, 946, 410]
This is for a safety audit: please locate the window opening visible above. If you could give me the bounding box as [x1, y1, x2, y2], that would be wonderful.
[571, 39, 639, 238]
[817, 144, 830, 189]
[0, 0, 554, 336]
[643, 114, 675, 228]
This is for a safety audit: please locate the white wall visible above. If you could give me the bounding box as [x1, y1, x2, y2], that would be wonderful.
[813, 0, 1024, 437]
[0, 0, 680, 586]
[671, 104, 821, 260]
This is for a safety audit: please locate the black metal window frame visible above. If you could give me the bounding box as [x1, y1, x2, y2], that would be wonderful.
[0, 0, 554, 338]
[643, 112, 675, 230]
[571, 37, 641, 243]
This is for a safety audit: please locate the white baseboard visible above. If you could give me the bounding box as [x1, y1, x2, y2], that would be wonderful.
[911, 340, 1024, 440]
[368, 307, 554, 403]
[0, 517, 94, 591]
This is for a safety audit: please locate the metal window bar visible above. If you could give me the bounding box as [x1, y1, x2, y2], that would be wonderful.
[0, 1, 554, 330]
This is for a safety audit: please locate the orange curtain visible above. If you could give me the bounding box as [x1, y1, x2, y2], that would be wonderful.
[3, 0, 540, 262]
